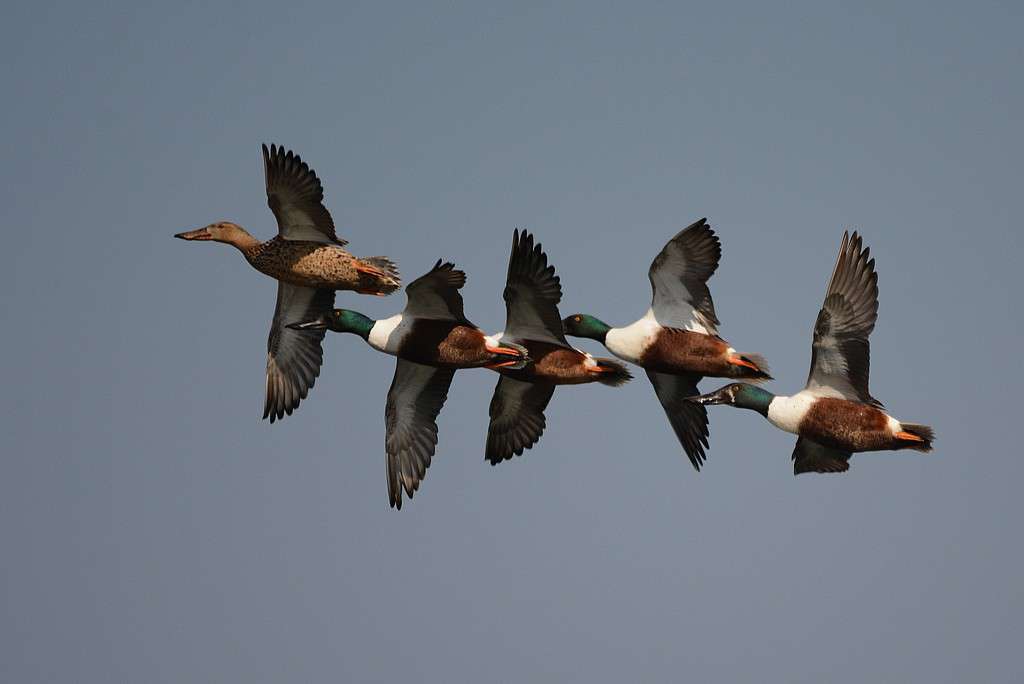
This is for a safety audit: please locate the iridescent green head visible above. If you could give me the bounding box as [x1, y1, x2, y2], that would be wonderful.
[287, 309, 374, 339]
[692, 383, 775, 416]
[562, 313, 612, 342]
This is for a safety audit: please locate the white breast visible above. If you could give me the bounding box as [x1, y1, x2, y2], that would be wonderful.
[604, 310, 660, 364]
[368, 313, 410, 355]
[766, 392, 817, 434]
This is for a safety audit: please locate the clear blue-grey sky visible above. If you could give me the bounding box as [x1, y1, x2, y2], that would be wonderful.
[1, 1, 1021, 682]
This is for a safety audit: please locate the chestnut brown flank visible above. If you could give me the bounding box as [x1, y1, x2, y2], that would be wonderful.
[500, 341, 596, 385]
[800, 398, 899, 452]
[640, 329, 734, 375]
[396, 320, 495, 368]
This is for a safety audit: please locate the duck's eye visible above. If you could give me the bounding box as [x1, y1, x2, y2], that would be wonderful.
[334, 311, 341, 317]
[574, 315, 581, 322]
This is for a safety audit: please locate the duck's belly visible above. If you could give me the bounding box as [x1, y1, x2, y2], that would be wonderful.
[251, 242, 359, 289]
[799, 398, 896, 452]
[501, 341, 594, 385]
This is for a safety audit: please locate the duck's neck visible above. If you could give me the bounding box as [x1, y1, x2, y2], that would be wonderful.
[229, 228, 262, 256]
[734, 385, 775, 417]
[337, 311, 375, 340]
[578, 317, 612, 344]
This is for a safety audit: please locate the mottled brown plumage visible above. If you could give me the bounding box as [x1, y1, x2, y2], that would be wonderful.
[243, 235, 398, 292]
[175, 143, 400, 422]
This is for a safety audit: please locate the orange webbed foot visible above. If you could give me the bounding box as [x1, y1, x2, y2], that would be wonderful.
[356, 262, 388, 279]
[485, 344, 527, 369]
[894, 431, 926, 443]
[728, 355, 761, 372]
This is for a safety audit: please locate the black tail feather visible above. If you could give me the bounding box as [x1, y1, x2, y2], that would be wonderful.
[492, 341, 530, 370]
[899, 422, 934, 452]
[594, 357, 633, 387]
[736, 352, 772, 382]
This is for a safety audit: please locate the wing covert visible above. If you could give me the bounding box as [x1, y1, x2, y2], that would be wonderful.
[384, 360, 456, 509]
[805, 231, 881, 406]
[485, 376, 556, 464]
[262, 143, 345, 245]
[264, 283, 335, 422]
[502, 229, 567, 345]
[792, 437, 852, 474]
[403, 260, 469, 322]
[645, 370, 710, 470]
[648, 218, 721, 334]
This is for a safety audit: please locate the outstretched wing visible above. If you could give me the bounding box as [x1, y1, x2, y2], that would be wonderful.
[502, 229, 567, 345]
[805, 231, 881, 406]
[485, 376, 556, 464]
[645, 370, 710, 471]
[403, 260, 469, 322]
[792, 437, 852, 475]
[385, 360, 456, 509]
[264, 283, 335, 422]
[262, 143, 345, 245]
[648, 218, 721, 334]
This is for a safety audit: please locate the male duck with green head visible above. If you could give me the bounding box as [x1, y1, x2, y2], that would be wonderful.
[484, 230, 632, 465]
[692, 232, 934, 473]
[562, 218, 770, 471]
[290, 260, 528, 509]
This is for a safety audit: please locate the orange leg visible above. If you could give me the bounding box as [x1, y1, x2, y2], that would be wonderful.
[486, 344, 525, 357]
[728, 355, 760, 372]
[894, 431, 925, 443]
[486, 359, 523, 369]
[485, 344, 525, 369]
[355, 261, 393, 295]
[355, 261, 388, 279]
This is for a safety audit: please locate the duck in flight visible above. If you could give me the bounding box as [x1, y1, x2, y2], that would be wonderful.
[562, 218, 770, 470]
[289, 261, 529, 509]
[175, 144, 400, 423]
[692, 232, 934, 473]
[485, 230, 632, 464]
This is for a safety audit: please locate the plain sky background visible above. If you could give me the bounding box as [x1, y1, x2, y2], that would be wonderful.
[1, 1, 1022, 682]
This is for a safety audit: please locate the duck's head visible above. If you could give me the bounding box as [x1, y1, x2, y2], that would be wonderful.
[287, 309, 374, 338]
[691, 382, 774, 416]
[175, 221, 256, 249]
[562, 313, 611, 342]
